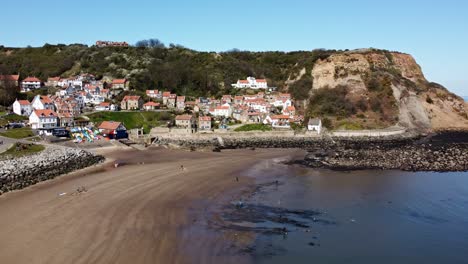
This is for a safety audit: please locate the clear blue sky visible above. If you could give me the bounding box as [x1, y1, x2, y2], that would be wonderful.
[1, 0, 467, 96]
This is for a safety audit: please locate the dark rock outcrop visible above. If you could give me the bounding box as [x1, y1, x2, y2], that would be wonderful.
[298, 132, 468, 172]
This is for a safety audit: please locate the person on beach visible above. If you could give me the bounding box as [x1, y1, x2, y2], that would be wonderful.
[282, 227, 288, 239]
[180, 165, 185, 171]
[236, 176, 239, 182]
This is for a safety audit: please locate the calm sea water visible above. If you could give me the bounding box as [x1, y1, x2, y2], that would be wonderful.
[245, 160, 468, 264]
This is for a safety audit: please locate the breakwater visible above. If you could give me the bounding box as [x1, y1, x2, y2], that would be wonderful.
[0, 146, 104, 195]
[155, 131, 468, 172]
[154, 131, 417, 150]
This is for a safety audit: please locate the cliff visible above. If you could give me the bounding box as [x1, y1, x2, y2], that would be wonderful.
[301, 49, 468, 131]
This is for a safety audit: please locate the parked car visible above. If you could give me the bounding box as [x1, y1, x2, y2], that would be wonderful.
[52, 128, 70, 138]
[5, 123, 25, 129]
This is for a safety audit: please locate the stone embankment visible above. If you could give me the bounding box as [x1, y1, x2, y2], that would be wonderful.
[155, 131, 468, 172]
[0, 146, 104, 195]
[154, 132, 416, 150]
[298, 132, 468, 172]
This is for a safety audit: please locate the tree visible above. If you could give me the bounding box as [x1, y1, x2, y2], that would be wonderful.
[135, 39, 165, 48]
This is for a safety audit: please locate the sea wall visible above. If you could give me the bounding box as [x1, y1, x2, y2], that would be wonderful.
[154, 132, 416, 150]
[152, 127, 409, 149]
[155, 130, 468, 172]
[0, 146, 104, 195]
[330, 127, 406, 137]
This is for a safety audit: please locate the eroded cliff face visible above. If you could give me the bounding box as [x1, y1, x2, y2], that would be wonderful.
[307, 49, 468, 131]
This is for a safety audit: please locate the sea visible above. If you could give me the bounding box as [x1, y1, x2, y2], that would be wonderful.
[463, 96, 468, 102]
[242, 160, 468, 264]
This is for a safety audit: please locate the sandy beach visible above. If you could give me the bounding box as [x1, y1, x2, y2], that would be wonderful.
[0, 147, 300, 264]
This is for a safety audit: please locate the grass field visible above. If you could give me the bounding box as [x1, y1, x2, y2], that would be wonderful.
[0, 113, 29, 127]
[0, 143, 45, 158]
[86, 111, 172, 133]
[0, 127, 35, 139]
[234, 124, 272, 132]
[1, 113, 28, 122]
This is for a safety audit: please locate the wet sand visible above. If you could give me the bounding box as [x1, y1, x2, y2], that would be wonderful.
[0, 147, 301, 264]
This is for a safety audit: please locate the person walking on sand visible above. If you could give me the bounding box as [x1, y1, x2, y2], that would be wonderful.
[236, 176, 239, 182]
[180, 164, 184, 171]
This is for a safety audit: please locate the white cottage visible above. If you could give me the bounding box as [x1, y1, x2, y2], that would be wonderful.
[12, 99, 33, 116]
[21, 77, 42, 92]
[232, 77, 268, 89]
[211, 104, 232, 117]
[29, 109, 58, 130]
[31, 95, 55, 111]
[307, 118, 322, 134]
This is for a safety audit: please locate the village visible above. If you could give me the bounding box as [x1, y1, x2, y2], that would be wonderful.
[0, 73, 323, 144]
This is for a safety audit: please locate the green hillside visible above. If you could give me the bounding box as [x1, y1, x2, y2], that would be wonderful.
[0, 43, 335, 101]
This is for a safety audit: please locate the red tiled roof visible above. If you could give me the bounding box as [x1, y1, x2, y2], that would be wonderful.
[162, 91, 171, 97]
[41, 96, 53, 104]
[146, 90, 159, 94]
[271, 115, 291, 120]
[122, 95, 141, 101]
[48, 77, 60, 82]
[215, 106, 230, 110]
[256, 79, 267, 82]
[238, 80, 249, 84]
[59, 112, 73, 118]
[199, 116, 211, 121]
[99, 102, 110, 106]
[177, 96, 185, 101]
[34, 109, 58, 117]
[0, 75, 20, 81]
[112, 79, 126, 84]
[144, 102, 160, 106]
[98, 121, 122, 130]
[23, 76, 41, 82]
[175, 115, 193, 121]
[18, 100, 30, 105]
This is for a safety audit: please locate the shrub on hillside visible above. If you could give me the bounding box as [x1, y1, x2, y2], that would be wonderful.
[426, 95, 434, 104]
[307, 86, 356, 118]
[234, 124, 272, 132]
[289, 75, 313, 100]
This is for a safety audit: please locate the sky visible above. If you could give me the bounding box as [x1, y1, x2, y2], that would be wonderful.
[1, 0, 467, 96]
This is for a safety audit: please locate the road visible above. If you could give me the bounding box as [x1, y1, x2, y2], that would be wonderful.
[0, 135, 15, 153]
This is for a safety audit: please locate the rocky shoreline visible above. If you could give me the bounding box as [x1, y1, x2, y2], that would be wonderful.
[158, 131, 468, 172]
[294, 132, 468, 172]
[0, 146, 104, 195]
